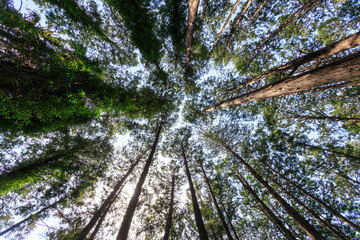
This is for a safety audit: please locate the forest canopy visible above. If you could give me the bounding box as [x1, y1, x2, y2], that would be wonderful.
[0, 0, 359, 239]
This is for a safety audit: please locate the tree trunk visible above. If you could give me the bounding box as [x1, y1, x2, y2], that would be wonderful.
[228, 31, 360, 91]
[218, 140, 325, 239]
[204, 53, 360, 112]
[259, 159, 360, 233]
[243, 0, 268, 28]
[0, 199, 64, 236]
[288, 115, 360, 122]
[77, 154, 143, 240]
[185, 0, 200, 72]
[199, 163, 234, 240]
[116, 122, 163, 240]
[235, 171, 296, 240]
[299, 142, 360, 161]
[181, 143, 209, 240]
[219, 202, 241, 240]
[87, 201, 112, 240]
[162, 171, 176, 240]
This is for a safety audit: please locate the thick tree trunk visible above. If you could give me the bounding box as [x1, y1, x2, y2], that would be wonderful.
[181, 143, 209, 240]
[205, 53, 360, 112]
[235, 171, 296, 240]
[259, 159, 360, 233]
[228, 31, 360, 91]
[218, 141, 325, 239]
[77, 155, 142, 240]
[87, 201, 112, 240]
[116, 122, 163, 240]
[0, 199, 64, 236]
[162, 171, 176, 240]
[200, 163, 234, 240]
[185, 0, 200, 72]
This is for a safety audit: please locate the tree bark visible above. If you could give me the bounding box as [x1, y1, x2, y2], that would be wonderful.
[77, 154, 143, 240]
[185, 0, 200, 72]
[228, 31, 360, 91]
[218, 140, 325, 239]
[204, 53, 360, 112]
[181, 143, 209, 240]
[235, 171, 296, 240]
[87, 201, 112, 240]
[199, 163, 234, 240]
[288, 115, 360, 122]
[162, 171, 176, 240]
[259, 159, 360, 233]
[116, 122, 163, 240]
[219, 202, 241, 240]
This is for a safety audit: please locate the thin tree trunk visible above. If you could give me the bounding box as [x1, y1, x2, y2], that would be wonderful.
[181, 143, 209, 240]
[116, 122, 163, 240]
[185, 0, 200, 72]
[243, 0, 268, 28]
[225, 0, 253, 46]
[163, 171, 176, 240]
[208, 0, 242, 55]
[274, 181, 349, 240]
[259, 159, 360, 233]
[288, 115, 360, 122]
[228, 31, 360, 91]
[204, 53, 360, 112]
[219, 202, 241, 240]
[199, 163, 234, 240]
[77, 155, 143, 240]
[0, 199, 64, 236]
[235, 171, 296, 240]
[218, 140, 325, 239]
[299, 142, 360, 161]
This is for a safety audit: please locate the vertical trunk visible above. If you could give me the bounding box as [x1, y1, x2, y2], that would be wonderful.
[116, 122, 163, 240]
[274, 181, 349, 240]
[218, 141, 325, 239]
[77, 155, 143, 240]
[235, 171, 296, 240]
[0, 199, 64, 236]
[181, 143, 209, 240]
[162, 171, 176, 240]
[185, 0, 200, 72]
[259, 159, 360, 233]
[199, 163, 234, 240]
[87, 201, 113, 240]
[204, 53, 360, 112]
[219, 202, 241, 240]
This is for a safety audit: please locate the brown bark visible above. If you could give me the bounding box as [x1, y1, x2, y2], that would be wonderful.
[185, 0, 200, 72]
[209, 0, 242, 55]
[228, 31, 360, 91]
[0, 199, 64, 236]
[87, 201, 112, 240]
[204, 53, 360, 112]
[218, 140, 325, 239]
[77, 155, 143, 240]
[200, 163, 234, 240]
[162, 171, 176, 240]
[235, 171, 296, 240]
[259, 159, 360, 233]
[243, 0, 268, 28]
[116, 122, 163, 240]
[288, 115, 360, 122]
[219, 202, 241, 240]
[181, 143, 209, 240]
[274, 181, 349, 240]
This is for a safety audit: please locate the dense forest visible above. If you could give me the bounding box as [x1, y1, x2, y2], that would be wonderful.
[0, 0, 359, 239]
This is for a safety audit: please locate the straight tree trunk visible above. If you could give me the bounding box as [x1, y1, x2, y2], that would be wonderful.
[217, 140, 325, 239]
[204, 53, 360, 112]
[288, 115, 360, 122]
[185, 0, 200, 72]
[77, 154, 143, 240]
[235, 171, 296, 240]
[299, 142, 360, 161]
[228, 31, 360, 91]
[0, 199, 64, 236]
[219, 202, 241, 240]
[116, 122, 163, 240]
[199, 163, 234, 240]
[243, 0, 268, 28]
[87, 200, 113, 240]
[181, 143, 209, 240]
[162, 171, 176, 240]
[259, 159, 360, 233]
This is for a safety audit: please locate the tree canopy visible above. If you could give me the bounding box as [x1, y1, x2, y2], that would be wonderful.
[0, 0, 359, 239]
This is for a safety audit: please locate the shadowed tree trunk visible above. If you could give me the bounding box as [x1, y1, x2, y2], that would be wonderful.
[116, 122, 163, 240]
[205, 53, 360, 112]
[181, 143, 209, 240]
[219, 202, 241, 240]
[235, 171, 296, 240]
[162, 171, 176, 240]
[259, 159, 360, 233]
[217, 140, 325, 239]
[185, 0, 200, 73]
[77, 154, 143, 240]
[199, 162, 234, 240]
